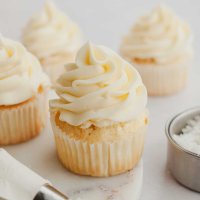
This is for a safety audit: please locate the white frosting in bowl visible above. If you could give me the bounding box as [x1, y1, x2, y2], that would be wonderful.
[0, 36, 49, 106]
[121, 5, 193, 65]
[50, 42, 147, 128]
[22, 1, 82, 64]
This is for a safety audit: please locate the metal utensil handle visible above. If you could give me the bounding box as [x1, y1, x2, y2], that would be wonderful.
[33, 184, 69, 200]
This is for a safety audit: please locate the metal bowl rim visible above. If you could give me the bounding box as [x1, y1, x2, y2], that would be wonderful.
[165, 106, 200, 159]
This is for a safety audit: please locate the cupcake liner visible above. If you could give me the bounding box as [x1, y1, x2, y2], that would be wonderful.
[134, 61, 190, 96]
[0, 92, 48, 145]
[50, 113, 147, 177]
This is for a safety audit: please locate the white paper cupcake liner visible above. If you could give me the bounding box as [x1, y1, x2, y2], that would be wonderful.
[50, 113, 147, 177]
[134, 61, 190, 96]
[0, 92, 48, 145]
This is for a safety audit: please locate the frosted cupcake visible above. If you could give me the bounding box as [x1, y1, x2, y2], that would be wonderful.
[120, 5, 193, 96]
[22, 1, 82, 83]
[0, 36, 49, 145]
[50, 42, 148, 177]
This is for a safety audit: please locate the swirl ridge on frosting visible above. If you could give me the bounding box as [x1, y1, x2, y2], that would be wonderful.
[50, 42, 147, 128]
[22, 1, 82, 63]
[0, 36, 49, 106]
[121, 5, 193, 65]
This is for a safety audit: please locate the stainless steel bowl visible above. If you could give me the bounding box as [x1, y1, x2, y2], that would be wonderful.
[166, 107, 200, 192]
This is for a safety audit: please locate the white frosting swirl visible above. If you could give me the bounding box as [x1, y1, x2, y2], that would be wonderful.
[0, 36, 49, 106]
[22, 1, 82, 65]
[121, 5, 193, 65]
[50, 42, 147, 128]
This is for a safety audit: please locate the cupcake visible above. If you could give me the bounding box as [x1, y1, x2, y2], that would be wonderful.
[0, 36, 49, 145]
[50, 42, 148, 177]
[22, 1, 82, 83]
[120, 5, 193, 96]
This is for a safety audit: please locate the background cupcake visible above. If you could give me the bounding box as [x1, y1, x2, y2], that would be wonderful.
[50, 42, 148, 177]
[22, 1, 82, 83]
[120, 5, 193, 96]
[0, 36, 49, 145]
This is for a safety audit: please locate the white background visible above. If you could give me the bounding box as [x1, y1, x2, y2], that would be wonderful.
[1, 0, 200, 199]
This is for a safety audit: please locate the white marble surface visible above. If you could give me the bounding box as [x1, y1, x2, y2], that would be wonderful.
[1, 0, 200, 199]
[5, 111, 143, 200]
